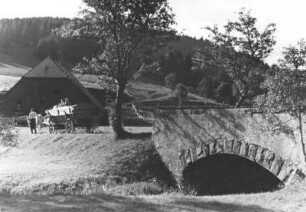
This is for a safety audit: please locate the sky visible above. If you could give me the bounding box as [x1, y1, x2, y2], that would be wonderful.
[0, 0, 85, 19]
[1, 0, 306, 64]
[169, 0, 306, 64]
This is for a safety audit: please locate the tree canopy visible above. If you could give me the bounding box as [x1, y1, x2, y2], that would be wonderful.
[278, 39, 306, 70]
[254, 40, 306, 161]
[194, 9, 276, 107]
[61, 0, 175, 139]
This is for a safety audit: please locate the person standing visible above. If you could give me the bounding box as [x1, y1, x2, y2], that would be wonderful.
[36, 114, 44, 134]
[64, 98, 70, 106]
[28, 108, 37, 134]
[58, 99, 65, 107]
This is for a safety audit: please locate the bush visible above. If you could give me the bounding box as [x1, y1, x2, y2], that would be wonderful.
[107, 181, 164, 196]
[0, 119, 18, 147]
[164, 73, 177, 90]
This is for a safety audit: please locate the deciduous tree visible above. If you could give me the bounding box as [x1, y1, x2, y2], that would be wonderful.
[254, 68, 306, 161]
[278, 39, 306, 70]
[194, 9, 276, 107]
[61, 0, 175, 139]
[255, 40, 306, 161]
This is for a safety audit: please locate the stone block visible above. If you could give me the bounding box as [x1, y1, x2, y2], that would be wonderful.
[270, 156, 284, 176]
[224, 139, 234, 154]
[190, 147, 198, 162]
[233, 140, 242, 155]
[262, 151, 275, 170]
[216, 140, 224, 154]
[179, 149, 187, 166]
[277, 161, 294, 183]
[185, 149, 192, 164]
[196, 144, 206, 159]
[209, 140, 217, 155]
[247, 144, 259, 161]
[202, 144, 210, 156]
[255, 147, 267, 164]
[239, 142, 249, 157]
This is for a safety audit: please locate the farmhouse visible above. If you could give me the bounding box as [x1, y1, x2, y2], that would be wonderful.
[0, 57, 104, 116]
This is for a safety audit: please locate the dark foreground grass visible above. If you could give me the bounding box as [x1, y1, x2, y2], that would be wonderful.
[0, 193, 276, 212]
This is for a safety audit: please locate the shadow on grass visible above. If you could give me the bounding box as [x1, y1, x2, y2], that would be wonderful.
[114, 130, 152, 140]
[172, 199, 275, 212]
[0, 193, 276, 212]
[126, 131, 152, 140]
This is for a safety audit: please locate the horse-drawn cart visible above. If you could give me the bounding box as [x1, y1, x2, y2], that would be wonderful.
[44, 103, 101, 133]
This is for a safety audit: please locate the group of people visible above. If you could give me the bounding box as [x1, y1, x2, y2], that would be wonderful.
[58, 98, 70, 107]
[27, 98, 71, 134]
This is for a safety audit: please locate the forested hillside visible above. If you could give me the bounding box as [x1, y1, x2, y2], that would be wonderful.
[0, 17, 99, 68]
[0, 18, 68, 46]
[0, 17, 268, 106]
[156, 36, 242, 105]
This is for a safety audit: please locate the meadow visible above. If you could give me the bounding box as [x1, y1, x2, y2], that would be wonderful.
[0, 126, 304, 211]
[0, 75, 20, 92]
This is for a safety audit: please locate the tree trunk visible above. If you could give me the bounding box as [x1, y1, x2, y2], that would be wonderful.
[235, 95, 245, 108]
[109, 84, 128, 140]
[298, 110, 306, 162]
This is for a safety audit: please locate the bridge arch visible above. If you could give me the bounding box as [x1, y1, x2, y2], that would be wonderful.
[182, 153, 284, 195]
[178, 139, 296, 188]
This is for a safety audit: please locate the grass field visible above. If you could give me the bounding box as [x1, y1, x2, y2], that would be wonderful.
[0, 126, 164, 195]
[0, 75, 20, 92]
[0, 126, 305, 211]
[0, 62, 29, 77]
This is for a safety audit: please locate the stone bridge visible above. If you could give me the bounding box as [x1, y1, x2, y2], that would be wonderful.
[139, 107, 305, 194]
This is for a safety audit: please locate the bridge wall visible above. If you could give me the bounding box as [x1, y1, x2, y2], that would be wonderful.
[151, 108, 305, 185]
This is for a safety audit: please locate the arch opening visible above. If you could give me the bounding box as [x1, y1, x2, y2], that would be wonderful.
[182, 154, 284, 195]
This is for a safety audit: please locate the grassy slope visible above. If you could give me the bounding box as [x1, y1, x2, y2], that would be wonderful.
[0, 45, 37, 75]
[0, 44, 40, 68]
[0, 75, 20, 92]
[0, 51, 31, 92]
[0, 63, 29, 77]
[0, 127, 175, 195]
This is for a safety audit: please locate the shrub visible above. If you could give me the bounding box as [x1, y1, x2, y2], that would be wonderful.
[164, 73, 177, 90]
[0, 119, 18, 147]
[107, 181, 164, 196]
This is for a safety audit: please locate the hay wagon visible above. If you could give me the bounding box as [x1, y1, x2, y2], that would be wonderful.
[44, 103, 101, 133]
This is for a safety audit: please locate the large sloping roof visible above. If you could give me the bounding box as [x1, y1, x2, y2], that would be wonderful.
[24, 57, 72, 79]
[23, 57, 104, 111]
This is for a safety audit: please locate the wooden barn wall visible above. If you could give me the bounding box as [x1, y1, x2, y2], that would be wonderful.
[0, 78, 98, 116]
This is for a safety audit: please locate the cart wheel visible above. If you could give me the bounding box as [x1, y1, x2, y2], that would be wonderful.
[66, 119, 74, 133]
[49, 126, 54, 134]
[86, 124, 94, 133]
[91, 125, 98, 134]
